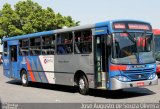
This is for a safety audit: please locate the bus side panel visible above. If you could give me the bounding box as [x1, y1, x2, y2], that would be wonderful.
[3, 55, 10, 78]
[18, 56, 29, 80]
[27, 56, 48, 83]
[3, 41, 10, 78]
[18, 55, 55, 84]
[54, 54, 94, 88]
[54, 55, 74, 86]
[39, 55, 55, 84]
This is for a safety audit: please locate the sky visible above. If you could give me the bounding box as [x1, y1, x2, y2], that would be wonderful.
[0, 0, 159, 51]
[0, 0, 160, 29]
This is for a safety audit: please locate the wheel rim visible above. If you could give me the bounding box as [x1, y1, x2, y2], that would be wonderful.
[22, 73, 27, 84]
[79, 78, 85, 90]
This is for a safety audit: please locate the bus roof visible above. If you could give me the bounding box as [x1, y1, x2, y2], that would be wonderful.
[153, 29, 160, 35]
[3, 19, 151, 41]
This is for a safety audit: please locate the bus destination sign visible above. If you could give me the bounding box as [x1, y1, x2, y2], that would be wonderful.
[113, 21, 152, 31]
[114, 23, 126, 29]
[128, 24, 150, 30]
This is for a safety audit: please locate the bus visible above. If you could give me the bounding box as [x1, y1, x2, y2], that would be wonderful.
[3, 20, 158, 95]
[153, 29, 160, 74]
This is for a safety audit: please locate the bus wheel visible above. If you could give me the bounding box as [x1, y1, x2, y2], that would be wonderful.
[78, 75, 89, 95]
[21, 70, 29, 86]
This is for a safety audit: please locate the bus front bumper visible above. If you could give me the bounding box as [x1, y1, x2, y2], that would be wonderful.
[110, 75, 158, 90]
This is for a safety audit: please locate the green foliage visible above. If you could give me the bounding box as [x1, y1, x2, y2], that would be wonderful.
[0, 0, 79, 38]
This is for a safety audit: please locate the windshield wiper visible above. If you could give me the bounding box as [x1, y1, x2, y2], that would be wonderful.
[123, 30, 140, 63]
[123, 30, 136, 43]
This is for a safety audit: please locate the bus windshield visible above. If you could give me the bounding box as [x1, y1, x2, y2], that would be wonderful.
[154, 36, 160, 61]
[112, 32, 155, 64]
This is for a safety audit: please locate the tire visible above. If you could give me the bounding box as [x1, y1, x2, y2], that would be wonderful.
[21, 70, 29, 86]
[78, 75, 89, 95]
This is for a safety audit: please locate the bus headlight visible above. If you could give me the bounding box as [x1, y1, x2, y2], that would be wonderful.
[148, 73, 156, 80]
[115, 76, 131, 82]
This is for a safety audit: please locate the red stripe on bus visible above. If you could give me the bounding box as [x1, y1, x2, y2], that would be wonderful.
[26, 58, 36, 82]
[110, 65, 127, 71]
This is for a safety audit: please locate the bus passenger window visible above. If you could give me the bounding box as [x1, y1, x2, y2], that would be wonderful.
[35, 38, 41, 46]
[19, 39, 29, 56]
[30, 37, 41, 55]
[57, 45, 66, 54]
[74, 30, 92, 54]
[4, 42, 8, 56]
[42, 35, 55, 55]
[30, 47, 41, 55]
[57, 33, 73, 55]
[11, 46, 17, 62]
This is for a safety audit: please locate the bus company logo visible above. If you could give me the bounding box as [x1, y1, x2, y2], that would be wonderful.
[132, 65, 145, 69]
[44, 58, 53, 64]
[127, 66, 132, 70]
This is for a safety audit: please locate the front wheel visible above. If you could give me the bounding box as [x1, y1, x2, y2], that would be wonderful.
[21, 70, 29, 86]
[78, 75, 89, 95]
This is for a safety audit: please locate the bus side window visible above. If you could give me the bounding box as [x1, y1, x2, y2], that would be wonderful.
[4, 41, 8, 56]
[42, 35, 55, 55]
[74, 30, 92, 54]
[30, 37, 41, 55]
[57, 33, 73, 55]
[57, 45, 66, 54]
[19, 39, 29, 56]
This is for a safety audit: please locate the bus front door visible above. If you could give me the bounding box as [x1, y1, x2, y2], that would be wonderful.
[9, 45, 17, 78]
[94, 35, 110, 89]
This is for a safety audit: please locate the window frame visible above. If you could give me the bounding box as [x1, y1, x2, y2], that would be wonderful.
[56, 32, 73, 55]
[19, 38, 29, 56]
[74, 29, 92, 54]
[3, 41, 8, 56]
[29, 37, 41, 56]
[42, 35, 55, 55]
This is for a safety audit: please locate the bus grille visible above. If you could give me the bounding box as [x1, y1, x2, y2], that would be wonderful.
[123, 68, 154, 74]
[123, 68, 155, 81]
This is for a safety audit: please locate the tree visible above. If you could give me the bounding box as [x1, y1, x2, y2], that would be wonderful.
[0, 3, 23, 37]
[0, 0, 79, 38]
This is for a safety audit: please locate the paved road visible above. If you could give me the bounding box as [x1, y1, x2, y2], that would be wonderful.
[0, 66, 160, 103]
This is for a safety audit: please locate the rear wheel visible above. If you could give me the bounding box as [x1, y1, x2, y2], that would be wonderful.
[21, 70, 29, 86]
[78, 75, 89, 95]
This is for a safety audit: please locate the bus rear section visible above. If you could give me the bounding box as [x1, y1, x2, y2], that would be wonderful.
[153, 29, 160, 74]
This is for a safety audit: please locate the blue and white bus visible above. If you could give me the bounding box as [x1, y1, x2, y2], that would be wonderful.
[3, 20, 158, 95]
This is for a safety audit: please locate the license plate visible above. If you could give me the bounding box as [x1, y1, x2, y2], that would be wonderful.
[137, 82, 144, 86]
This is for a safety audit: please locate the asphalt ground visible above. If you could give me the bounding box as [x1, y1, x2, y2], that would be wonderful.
[0, 66, 160, 104]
